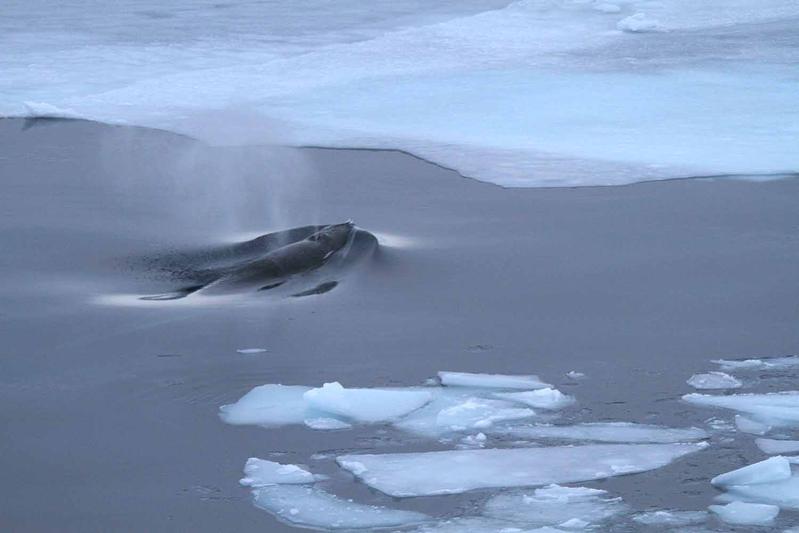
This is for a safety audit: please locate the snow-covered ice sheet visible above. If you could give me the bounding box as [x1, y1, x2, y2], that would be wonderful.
[503, 422, 707, 443]
[6, 0, 798, 187]
[484, 484, 626, 527]
[711, 456, 792, 487]
[251, 484, 429, 530]
[708, 501, 779, 526]
[438, 371, 550, 390]
[683, 391, 799, 430]
[239, 458, 319, 487]
[756, 438, 799, 455]
[493, 388, 575, 410]
[337, 442, 706, 497]
[686, 372, 742, 390]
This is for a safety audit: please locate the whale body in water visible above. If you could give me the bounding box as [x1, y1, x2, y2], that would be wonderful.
[140, 222, 372, 300]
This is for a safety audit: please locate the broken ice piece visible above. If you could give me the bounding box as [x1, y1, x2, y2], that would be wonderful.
[438, 371, 551, 390]
[708, 501, 779, 526]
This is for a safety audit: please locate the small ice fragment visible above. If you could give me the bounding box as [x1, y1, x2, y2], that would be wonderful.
[712, 356, 799, 371]
[336, 443, 705, 497]
[438, 371, 551, 389]
[304, 417, 352, 430]
[485, 484, 626, 526]
[239, 458, 317, 487]
[735, 414, 771, 435]
[303, 382, 432, 423]
[755, 438, 799, 455]
[236, 348, 268, 354]
[251, 485, 428, 529]
[616, 13, 664, 33]
[711, 456, 791, 487]
[708, 501, 779, 526]
[566, 371, 585, 379]
[493, 388, 575, 410]
[632, 509, 707, 526]
[459, 432, 487, 448]
[503, 422, 707, 443]
[687, 372, 741, 390]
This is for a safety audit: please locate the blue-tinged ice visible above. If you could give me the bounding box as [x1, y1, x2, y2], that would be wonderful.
[493, 388, 575, 410]
[336, 442, 706, 497]
[502, 422, 707, 443]
[683, 391, 799, 430]
[484, 484, 627, 527]
[755, 438, 799, 455]
[712, 356, 799, 371]
[239, 458, 320, 487]
[219, 384, 310, 426]
[632, 510, 708, 526]
[303, 382, 432, 423]
[711, 456, 792, 487]
[251, 485, 429, 530]
[708, 501, 779, 526]
[438, 371, 550, 390]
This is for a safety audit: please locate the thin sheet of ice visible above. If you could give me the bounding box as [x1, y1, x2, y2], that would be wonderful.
[493, 388, 575, 410]
[303, 382, 432, 423]
[484, 484, 626, 527]
[239, 458, 318, 487]
[438, 372, 551, 390]
[632, 510, 708, 526]
[337, 442, 706, 497]
[683, 392, 799, 429]
[756, 438, 799, 455]
[712, 356, 799, 371]
[503, 422, 707, 443]
[686, 372, 742, 390]
[708, 501, 779, 526]
[4, 1, 799, 186]
[711, 456, 791, 487]
[251, 484, 429, 530]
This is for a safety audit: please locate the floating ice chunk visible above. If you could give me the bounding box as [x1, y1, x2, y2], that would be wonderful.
[484, 484, 626, 527]
[337, 443, 705, 497]
[219, 384, 310, 426]
[719, 476, 799, 510]
[566, 371, 585, 380]
[493, 388, 575, 410]
[236, 348, 268, 354]
[711, 456, 792, 487]
[735, 414, 772, 435]
[304, 417, 352, 430]
[683, 392, 799, 429]
[687, 372, 741, 390]
[755, 438, 799, 455]
[22, 101, 79, 118]
[616, 13, 664, 33]
[504, 422, 707, 444]
[438, 371, 551, 390]
[239, 458, 318, 487]
[632, 510, 707, 526]
[708, 501, 779, 526]
[303, 382, 431, 423]
[713, 356, 799, 371]
[435, 397, 534, 431]
[251, 485, 428, 530]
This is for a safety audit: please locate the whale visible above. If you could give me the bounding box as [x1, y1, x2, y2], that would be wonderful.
[140, 222, 363, 300]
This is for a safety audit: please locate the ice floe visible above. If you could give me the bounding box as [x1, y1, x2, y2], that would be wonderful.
[337, 443, 706, 497]
[711, 456, 792, 487]
[566, 371, 585, 379]
[503, 422, 707, 444]
[755, 438, 799, 455]
[735, 415, 772, 435]
[686, 372, 741, 390]
[303, 382, 432, 423]
[251, 485, 429, 530]
[632, 509, 708, 527]
[718, 476, 799, 510]
[438, 371, 551, 390]
[220, 384, 310, 427]
[493, 388, 575, 410]
[683, 391, 799, 430]
[708, 501, 779, 526]
[236, 347, 268, 354]
[484, 484, 626, 527]
[239, 458, 319, 487]
[712, 356, 799, 371]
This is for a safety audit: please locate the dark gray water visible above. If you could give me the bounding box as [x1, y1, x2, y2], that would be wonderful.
[1, 118, 798, 531]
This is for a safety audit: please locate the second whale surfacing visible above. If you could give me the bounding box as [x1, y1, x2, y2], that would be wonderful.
[140, 222, 375, 300]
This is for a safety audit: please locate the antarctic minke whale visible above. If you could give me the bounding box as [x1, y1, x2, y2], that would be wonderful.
[139, 222, 375, 300]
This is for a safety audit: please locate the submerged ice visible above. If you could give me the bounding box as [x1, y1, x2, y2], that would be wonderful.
[337, 443, 706, 497]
